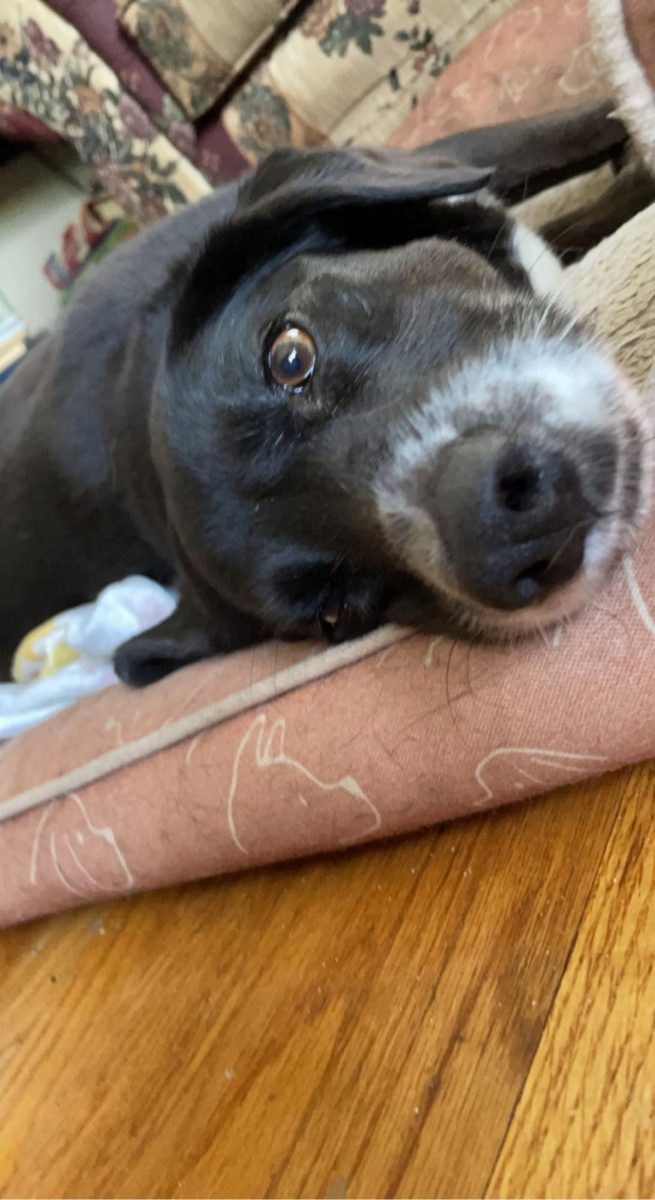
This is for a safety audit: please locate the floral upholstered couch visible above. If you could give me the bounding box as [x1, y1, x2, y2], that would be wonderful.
[0, 0, 609, 223]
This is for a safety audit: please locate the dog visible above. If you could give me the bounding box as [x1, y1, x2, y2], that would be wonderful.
[0, 101, 652, 687]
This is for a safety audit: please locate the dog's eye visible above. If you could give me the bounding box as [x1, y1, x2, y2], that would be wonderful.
[267, 327, 316, 391]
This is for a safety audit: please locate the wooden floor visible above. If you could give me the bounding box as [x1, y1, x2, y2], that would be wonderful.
[1, 760, 653, 1199]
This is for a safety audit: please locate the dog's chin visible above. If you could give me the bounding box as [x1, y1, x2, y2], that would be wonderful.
[462, 566, 612, 643]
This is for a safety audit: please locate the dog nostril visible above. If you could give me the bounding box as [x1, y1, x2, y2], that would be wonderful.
[496, 461, 542, 514]
[513, 558, 550, 603]
[431, 432, 591, 612]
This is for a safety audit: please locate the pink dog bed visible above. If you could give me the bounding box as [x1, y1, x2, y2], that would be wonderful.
[2, 0, 655, 927]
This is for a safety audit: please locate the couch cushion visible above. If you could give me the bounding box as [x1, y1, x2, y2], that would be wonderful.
[0, 0, 214, 220]
[118, 0, 304, 119]
[220, 0, 517, 161]
[46, 0, 249, 184]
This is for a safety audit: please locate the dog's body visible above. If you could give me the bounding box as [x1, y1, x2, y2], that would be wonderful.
[1, 102, 652, 686]
[0, 183, 242, 676]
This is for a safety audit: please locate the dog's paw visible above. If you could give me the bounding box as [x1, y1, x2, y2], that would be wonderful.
[112, 602, 219, 688]
[113, 631, 205, 687]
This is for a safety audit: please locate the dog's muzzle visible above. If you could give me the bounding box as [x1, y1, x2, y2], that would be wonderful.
[375, 334, 653, 633]
[429, 432, 594, 611]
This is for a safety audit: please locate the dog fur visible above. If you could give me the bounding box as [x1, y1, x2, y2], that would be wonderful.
[0, 101, 651, 686]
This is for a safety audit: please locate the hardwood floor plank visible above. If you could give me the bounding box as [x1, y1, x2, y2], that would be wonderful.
[487, 762, 655, 1199]
[0, 772, 626, 1199]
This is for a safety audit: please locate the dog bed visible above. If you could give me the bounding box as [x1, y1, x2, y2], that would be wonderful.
[2, 25, 655, 926]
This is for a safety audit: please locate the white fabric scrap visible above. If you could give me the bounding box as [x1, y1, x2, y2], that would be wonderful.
[0, 576, 177, 738]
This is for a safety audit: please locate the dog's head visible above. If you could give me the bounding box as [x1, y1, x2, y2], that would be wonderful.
[153, 144, 652, 647]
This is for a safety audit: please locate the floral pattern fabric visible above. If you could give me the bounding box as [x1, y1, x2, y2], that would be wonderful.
[0, 0, 211, 222]
[45, 0, 247, 186]
[0, 0, 585, 216]
[118, 0, 232, 119]
[118, 0, 303, 119]
[222, 0, 518, 162]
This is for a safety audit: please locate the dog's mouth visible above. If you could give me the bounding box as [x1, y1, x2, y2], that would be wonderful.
[316, 578, 362, 641]
[272, 561, 391, 644]
[279, 384, 652, 648]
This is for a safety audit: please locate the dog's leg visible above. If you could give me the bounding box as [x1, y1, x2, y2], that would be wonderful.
[113, 600, 217, 687]
[424, 100, 628, 204]
[538, 157, 655, 262]
[113, 588, 266, 687]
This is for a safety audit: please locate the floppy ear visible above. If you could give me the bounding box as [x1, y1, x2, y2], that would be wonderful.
[238, 100, 627, 213]
[169, 144, 494, 354]
[170, 102, 629, 354]
[424, 99, 627, 204]
[236, 143, 492, 212]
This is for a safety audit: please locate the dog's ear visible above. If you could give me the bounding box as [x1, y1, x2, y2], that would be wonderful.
[236, 143, 492, 213]
[169, 144, 494, 354]
[423, 100, 627, 204]
[238, 100, 627, 213]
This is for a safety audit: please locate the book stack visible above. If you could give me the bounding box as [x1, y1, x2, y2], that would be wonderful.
[0, 290, 28, 384]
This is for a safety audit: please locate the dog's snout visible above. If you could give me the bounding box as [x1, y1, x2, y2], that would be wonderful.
[493, 443, 547, 516]
[433, 433, 592, 610]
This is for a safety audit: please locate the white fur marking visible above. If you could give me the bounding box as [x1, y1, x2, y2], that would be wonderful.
[511, 221, 566, 299]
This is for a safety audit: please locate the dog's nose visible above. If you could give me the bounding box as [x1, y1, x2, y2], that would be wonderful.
[432, 432, 592, 610]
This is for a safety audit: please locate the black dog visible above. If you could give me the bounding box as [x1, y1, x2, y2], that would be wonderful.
[0, 101, 651, 686]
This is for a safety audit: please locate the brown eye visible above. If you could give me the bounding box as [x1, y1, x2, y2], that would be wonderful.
[267, 326, 316, 391]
